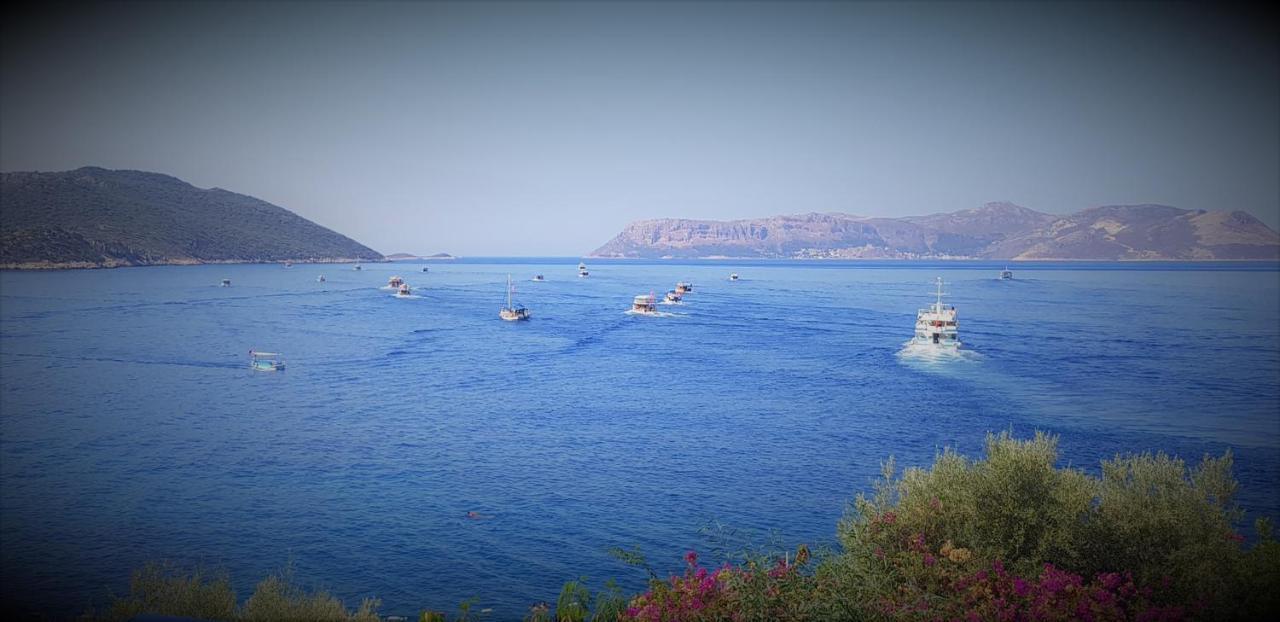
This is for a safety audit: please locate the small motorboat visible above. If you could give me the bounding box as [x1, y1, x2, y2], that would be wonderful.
[675, 282, 692, 294]
[284, 261, 293, 268]
[220, 278, 231, 287]
[396, 283, 413, 297]
[388, 275, 404, 289]
[317, 275, 326, 283]
[354, 264, 362, 271]
[532, 274, 545, 282]
[422, 267, 429, 273]
[578, 262, 589, 278]
[250, 350, 285, 372]
[729, 273, 739, 281]
[664, 290, 682, 303]
[1000, 267, 1013, 280]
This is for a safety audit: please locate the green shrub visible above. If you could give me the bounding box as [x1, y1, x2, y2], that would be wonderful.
[98, 561, 237, 621]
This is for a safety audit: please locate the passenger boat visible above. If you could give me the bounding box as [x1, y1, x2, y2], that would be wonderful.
[396, 283, 412, 297]
[913, 277, 960, 348]
[578, 262, 589, 278]
[675, 282, 692, 294]
[664, 290, 682, 303]
[220, 278, 231, 287]
[631, 293, 658, 314]
[250, 350, 285, 372]
[499, 275, 530, 321]
[388, 275, 404, 289]
[1000, 267, 1013, 280]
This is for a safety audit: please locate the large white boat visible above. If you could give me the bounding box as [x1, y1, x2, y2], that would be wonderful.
[500, 275, 530, 321]
[630, 293, 658, 314]
[914, 277, 960, 347]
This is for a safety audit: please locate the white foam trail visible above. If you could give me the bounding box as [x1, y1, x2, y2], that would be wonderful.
[896, 340, 981, 366]
[624, 309, 679, 317]
[392, 294, 423, 299]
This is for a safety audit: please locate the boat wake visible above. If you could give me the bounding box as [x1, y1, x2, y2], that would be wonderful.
[624, 309, 679, 318]
[392, 294, 423, 299]
[896, 341, 981, 365]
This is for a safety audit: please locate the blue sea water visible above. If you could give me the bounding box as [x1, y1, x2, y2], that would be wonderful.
[2, 259, 1278, 618]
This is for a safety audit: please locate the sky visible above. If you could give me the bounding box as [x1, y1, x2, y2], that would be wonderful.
[2, 1, 1277, 256]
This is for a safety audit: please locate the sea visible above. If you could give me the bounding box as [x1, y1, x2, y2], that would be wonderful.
[2, 259, 1278, 618]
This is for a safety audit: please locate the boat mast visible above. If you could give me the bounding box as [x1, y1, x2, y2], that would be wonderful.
[506, 274, 513, 310]
[934, 277, 945, 313]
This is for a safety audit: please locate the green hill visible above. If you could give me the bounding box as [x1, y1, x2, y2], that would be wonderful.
[1, 167, 383, 268]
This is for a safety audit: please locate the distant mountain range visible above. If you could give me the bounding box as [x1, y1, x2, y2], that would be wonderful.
[590, 202, 1280, 260]
[1, 167, 384, 269]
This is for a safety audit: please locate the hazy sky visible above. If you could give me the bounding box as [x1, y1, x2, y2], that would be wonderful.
[2, 1, 1276, 256]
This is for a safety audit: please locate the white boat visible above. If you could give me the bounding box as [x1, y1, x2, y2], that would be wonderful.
[388, 275, 404, 289]
[532, 274, 545, 282]
[499, 275, 530, 321]
[675, 282, 692, 294]
[664, 290, 682, 303]
[1000, 267, 1013, 280]
[396, 283, 413, 297]
[914, 277, 960, 348]
[317, 275, 326, 283]
[631, 293, 658, 314]
[250, 350, 285, 372]
[578, 262, 589, 278]
[729, 273, 739, 281]
[220, 278, 231, 287]
[353, 264, 362, 271]
[284, 261, 293, 268]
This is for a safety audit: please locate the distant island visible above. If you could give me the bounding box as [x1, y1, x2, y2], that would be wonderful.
[387, 252, 455, 261]
[0, 167, 384, 269]
[590, 202, 1280, 260]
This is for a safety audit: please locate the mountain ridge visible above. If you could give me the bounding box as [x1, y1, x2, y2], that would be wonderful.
[1, 167, 384, 269]
[590, 202, 1279, 260]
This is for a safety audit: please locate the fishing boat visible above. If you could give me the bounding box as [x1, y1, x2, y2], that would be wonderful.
[499, 275, 530, 321]
[630, 293, 658, 314]
[1000, 267, 1013, 280]
[578, 262, 589, 278]
[532, 274, 545, 282]
[388, 275, 404, 289]
[729, 273, 739, 281]
[664, 290, 682, 303]
[675, 282, 692, 294]
[220, 278, 231, 287]
[913, 277, 960, 348]
[250, 350, 285, 372]
[396, 283, 413, 297]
